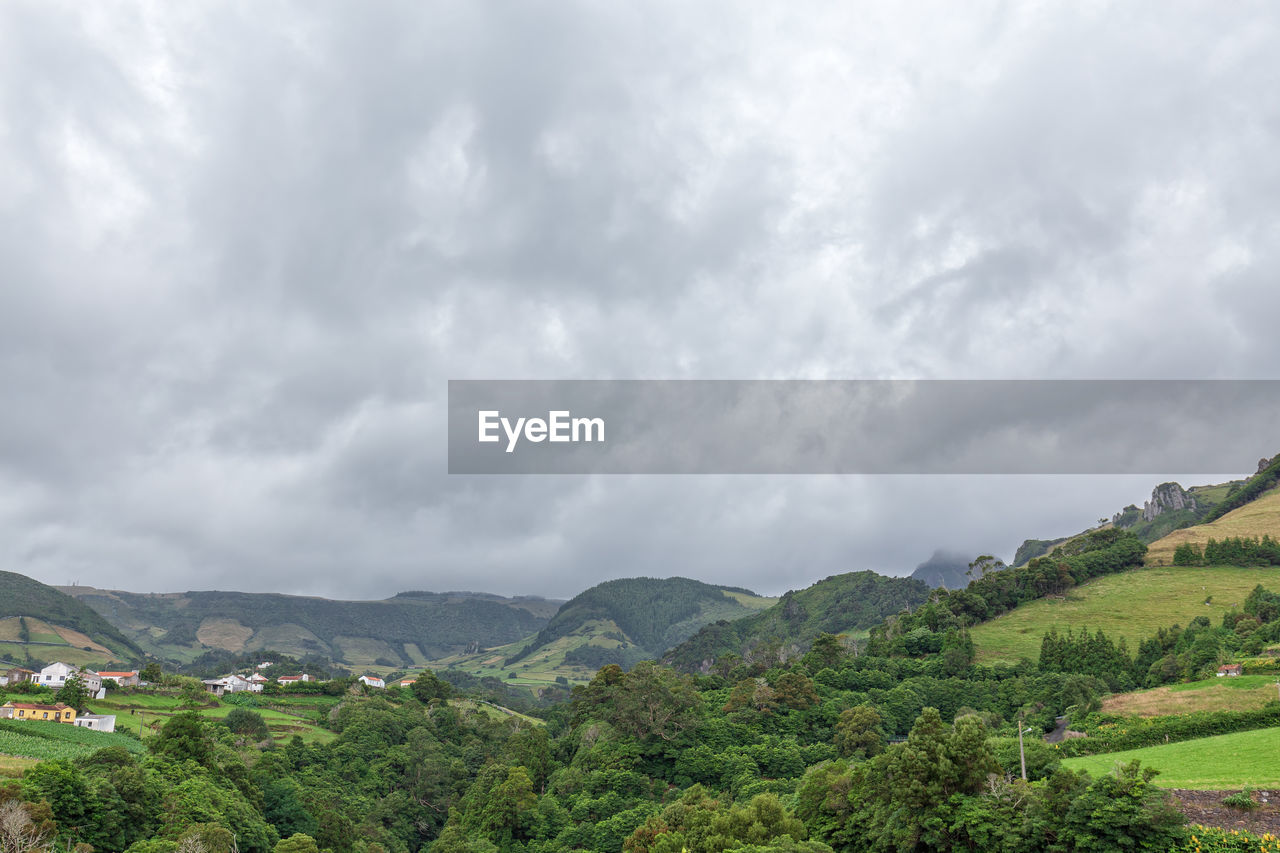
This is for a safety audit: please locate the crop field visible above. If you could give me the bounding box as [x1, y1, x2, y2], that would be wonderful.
[1062, 725, 1280, 789]
[1102, 675, 1280, 717]
[971, 566, 1280, 663]
[91, 693, 337, 744]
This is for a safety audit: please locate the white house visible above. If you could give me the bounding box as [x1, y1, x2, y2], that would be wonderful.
[38, 663, 103, 694]
[246, 672, 268, 685]
[358, 675, 386, 689]
[98, 671, 140, 687]
[74, 714, 117, 733]
[277, 674, 316, 685]
[203, 674, 262, 696]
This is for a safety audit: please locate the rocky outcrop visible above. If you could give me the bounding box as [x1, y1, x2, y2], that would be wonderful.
[1261, 456, 1278, 474]
[1142, 482, 1197, 522]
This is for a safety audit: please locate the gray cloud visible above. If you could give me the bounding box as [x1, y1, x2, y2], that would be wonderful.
[1, 2, 1278, 599]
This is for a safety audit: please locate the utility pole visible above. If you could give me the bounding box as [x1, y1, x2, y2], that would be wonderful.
[1018, 711, 1028, 781]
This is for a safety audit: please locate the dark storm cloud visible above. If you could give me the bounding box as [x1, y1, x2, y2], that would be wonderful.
[1, 2, 1278, 598]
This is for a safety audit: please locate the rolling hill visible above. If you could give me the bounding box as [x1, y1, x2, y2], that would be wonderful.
[0, 570, 144, 666]
[665, 570, 930, 672]
[504, 577, 777, 669]
[61, 585, 558, 668]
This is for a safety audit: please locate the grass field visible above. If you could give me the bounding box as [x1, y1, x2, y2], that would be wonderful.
[0, 754, 37, 777]
[1103, 675, 1280, 717]
[1063, 726, 1280, 789]
[970, 565, 1280, 663]
[1146, 487, 1280, 565]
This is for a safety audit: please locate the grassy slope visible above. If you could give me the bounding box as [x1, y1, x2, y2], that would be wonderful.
[0, 571, 143, 663]
[1062, 726, 1280, 789]
[1102, 675, 1280, 717]
[1146, 487, 1280, 566]
[970, 566, 1280, 663]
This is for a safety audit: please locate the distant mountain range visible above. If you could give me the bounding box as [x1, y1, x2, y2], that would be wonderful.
[58, 586, 558, 668]
[3, 454, 1274, 685]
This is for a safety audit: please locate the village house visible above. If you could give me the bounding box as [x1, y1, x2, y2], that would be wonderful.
[38, 662, 104, 694]
[98, 670, 140, 687]
[0, 702, 77, 723]
[74, 713, 117, 733]
[0, 665, 34, 686]
[277, 674, 316, 685]
[202, 674, 262, 697]
[246, 672, 269, 685]
[358, 675, 386, 689]
[395, 677, 416, 688]
[1217, 663, 1244, 677]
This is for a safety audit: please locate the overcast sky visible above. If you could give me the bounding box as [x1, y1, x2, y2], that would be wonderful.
[2, 2, 1277, 600]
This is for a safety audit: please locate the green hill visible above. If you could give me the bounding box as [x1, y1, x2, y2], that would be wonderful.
[505, 577, 776, 669]
[665, 570, 930, 673]
[969, 564, 1280, 663]
[1145, 486, 1280, 566]
[0, 570, 144, 666]
[62, 586, 555, 668]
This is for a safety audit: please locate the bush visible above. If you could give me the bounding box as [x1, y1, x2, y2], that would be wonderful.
[1221, 788, 1257, 810]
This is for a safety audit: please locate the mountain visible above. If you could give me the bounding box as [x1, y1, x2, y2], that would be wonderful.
[1012, 472, 1259, 566]
[504, 577, 776, 670]
[664, 570, 930, 673]
[61, 586, 557, 668]
[910, 550, 975, 589]
[0, 570, 145, 667]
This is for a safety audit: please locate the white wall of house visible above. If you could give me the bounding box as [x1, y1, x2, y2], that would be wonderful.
[74, 714, 117, 733]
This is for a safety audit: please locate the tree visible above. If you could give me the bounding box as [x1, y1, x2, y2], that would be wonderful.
[55, 673, 91, 712]
[410, 669, 452, 704]
[274, 834, 321, 853]
[224, 707, 270, 741]
[152, 712, 214, 767]
[834, 705, 885, 759]
[140, 662, 164, 683]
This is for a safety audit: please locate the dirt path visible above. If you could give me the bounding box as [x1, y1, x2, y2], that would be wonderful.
[1172, 789, 1280, 835]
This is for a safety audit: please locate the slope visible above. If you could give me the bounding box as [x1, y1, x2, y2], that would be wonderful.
[968, 565, 1280, 663]
[665, 570, 931, 673]
[1145, 486, 1280, 566]
[0, 570, 144, 666]
[62, 586, 554, 668]
[1012, 478, 1247, 566]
